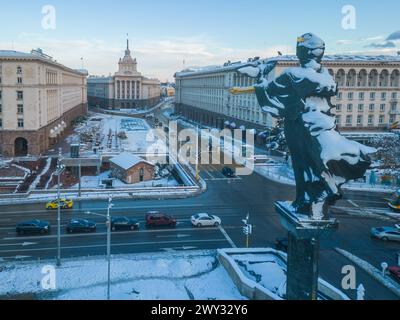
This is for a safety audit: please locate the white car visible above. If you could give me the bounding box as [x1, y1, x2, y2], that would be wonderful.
[191, 213, 221, 227]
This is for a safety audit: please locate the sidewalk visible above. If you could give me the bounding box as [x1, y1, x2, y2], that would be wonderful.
[255, 163, 398, 193]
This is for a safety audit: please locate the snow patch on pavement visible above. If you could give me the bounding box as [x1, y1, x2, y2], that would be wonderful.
[0, 251, 245, 300]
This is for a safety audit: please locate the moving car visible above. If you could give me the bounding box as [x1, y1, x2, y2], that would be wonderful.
[222, 167, 235, 178]
[16, 219, 50, 235]
[46, 198, 74, 210]
[145, 211, 177, 227]
[388, 190, 400, 212]
[388, 266, 400, 283]
[371, 226, 400, 242]
[66, 219, 96, 233]
[111, 217, 140, 231]
[191, 213, 221, 227]
[275, 238, 288, 252]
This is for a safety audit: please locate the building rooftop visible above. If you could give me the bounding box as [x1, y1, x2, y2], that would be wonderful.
[0, 49, 88, 75]
[175, 54, 400, 77]
[110, 152, 154, 170]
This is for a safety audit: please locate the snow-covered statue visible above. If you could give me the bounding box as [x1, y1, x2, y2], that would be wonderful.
[231, 33, 375, 220]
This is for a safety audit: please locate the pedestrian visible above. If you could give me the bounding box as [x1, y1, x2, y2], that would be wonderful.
[369, 170, 377, 186]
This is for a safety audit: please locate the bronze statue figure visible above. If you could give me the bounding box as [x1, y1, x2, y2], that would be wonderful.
[231, 33, 375, 220]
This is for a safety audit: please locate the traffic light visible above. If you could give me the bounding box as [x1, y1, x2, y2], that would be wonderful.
[243, 224, 252, 235]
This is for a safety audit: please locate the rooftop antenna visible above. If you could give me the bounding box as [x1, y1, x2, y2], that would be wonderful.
[183, 59, 186, 69]
[81, 57, 84, 69]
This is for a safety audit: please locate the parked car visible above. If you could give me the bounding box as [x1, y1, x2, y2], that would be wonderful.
[46, 198, 74, 210]
[66, 219, 96, 233]
[371, 226, 400, 242]
[388, 266, 400, 282]
[16, 219, 50, 235]
[222, 167, 235, 178]
[111, 217, 140, 231]
[275, 238, 288, 252]
[191, 213, 221, 227]
[388, 190, 400, 212]
[145, 211, 177, 227]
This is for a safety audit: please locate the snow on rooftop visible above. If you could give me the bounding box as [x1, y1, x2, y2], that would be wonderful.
[175, 54, 400, 77]
[110, 152, 153, 170]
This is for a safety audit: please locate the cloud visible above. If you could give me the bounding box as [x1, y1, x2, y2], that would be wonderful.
[366, 41, 396, 48]
[362, 35, 385, 42]
[2, 33, 294, 81]
[386, 31, 400, 41]
[336, 40, 354, 45]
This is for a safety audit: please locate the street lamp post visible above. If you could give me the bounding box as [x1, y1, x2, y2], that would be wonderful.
[86, 196, 113, 300]
[106, 196, 113, 300]
[56, 148, 63, 267]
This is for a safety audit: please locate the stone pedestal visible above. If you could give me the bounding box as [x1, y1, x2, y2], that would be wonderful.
[275, 201, 338, 300]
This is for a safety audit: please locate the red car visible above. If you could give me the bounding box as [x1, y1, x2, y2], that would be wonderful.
[145, 212, 177, 227]
[388, 266, 400, 282]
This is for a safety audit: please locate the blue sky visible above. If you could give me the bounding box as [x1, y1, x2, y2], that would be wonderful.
[0, 0, 399, 81]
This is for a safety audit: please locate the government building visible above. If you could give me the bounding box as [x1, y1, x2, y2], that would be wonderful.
[175, 55, 400, 141]
[88, 40, 161, 110]
[0, 49, 88, 157]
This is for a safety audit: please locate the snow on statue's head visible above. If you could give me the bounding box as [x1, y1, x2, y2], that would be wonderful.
[296, 33, 325, 67]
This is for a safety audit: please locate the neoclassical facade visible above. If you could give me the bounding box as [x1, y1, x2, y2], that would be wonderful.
[88, 40, 161, 110]
[175, 55, 400, 134]
[0, 49, 88, 157]
[273, 56, 400, 130]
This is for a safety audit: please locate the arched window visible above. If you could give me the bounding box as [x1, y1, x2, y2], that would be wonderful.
[347, 69, 357, 87]
[369, 70, 378, 87]
[390, 70, 400, 87]
[358, 69, 368, 87]
[379, 70, 389, 87]
[336, 69, 346, 87]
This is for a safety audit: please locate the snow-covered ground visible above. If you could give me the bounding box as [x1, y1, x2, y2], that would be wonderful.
[67, 114, 158, 156]
[232, 253, 287, 298]
[0, 251, 245, 300]
[70, 171, 179, 189]
[255, 163, 398, 193]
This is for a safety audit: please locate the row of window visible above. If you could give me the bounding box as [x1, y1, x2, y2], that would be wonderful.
[0, 118, 24, 129]
[0, 90, 24, 100]
[336, 102, 398, 113]
[336, 114, 397, 126]
[336, 91, 398, 100]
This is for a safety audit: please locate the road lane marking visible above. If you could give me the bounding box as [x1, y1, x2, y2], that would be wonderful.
[348, 200, 360, 208]
[156, 234, 191, 239]
[218, 225, 237, 248]
[0, 242, 38, 247]
[0, 203, 208, 216]
[0, 238, 229, 254]
[2, 226, 240, 242]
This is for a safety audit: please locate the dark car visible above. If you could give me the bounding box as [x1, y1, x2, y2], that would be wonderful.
[16, 220, 50, 235]
[66, 219, 96, 234]
[275, 238, 288, 252]
[388, 266, 400, 282]
[146, 211, 177, 227]
[222, 167, 235, 178]
[111, 217, 140, 231]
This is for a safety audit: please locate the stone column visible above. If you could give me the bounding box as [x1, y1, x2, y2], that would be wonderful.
[134, 81, 137, 100]
[275, 202, 338, 300]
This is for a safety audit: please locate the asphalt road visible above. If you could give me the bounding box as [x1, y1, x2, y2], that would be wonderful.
[1, 107, 399, 300]
[0, 163, 399, 300]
